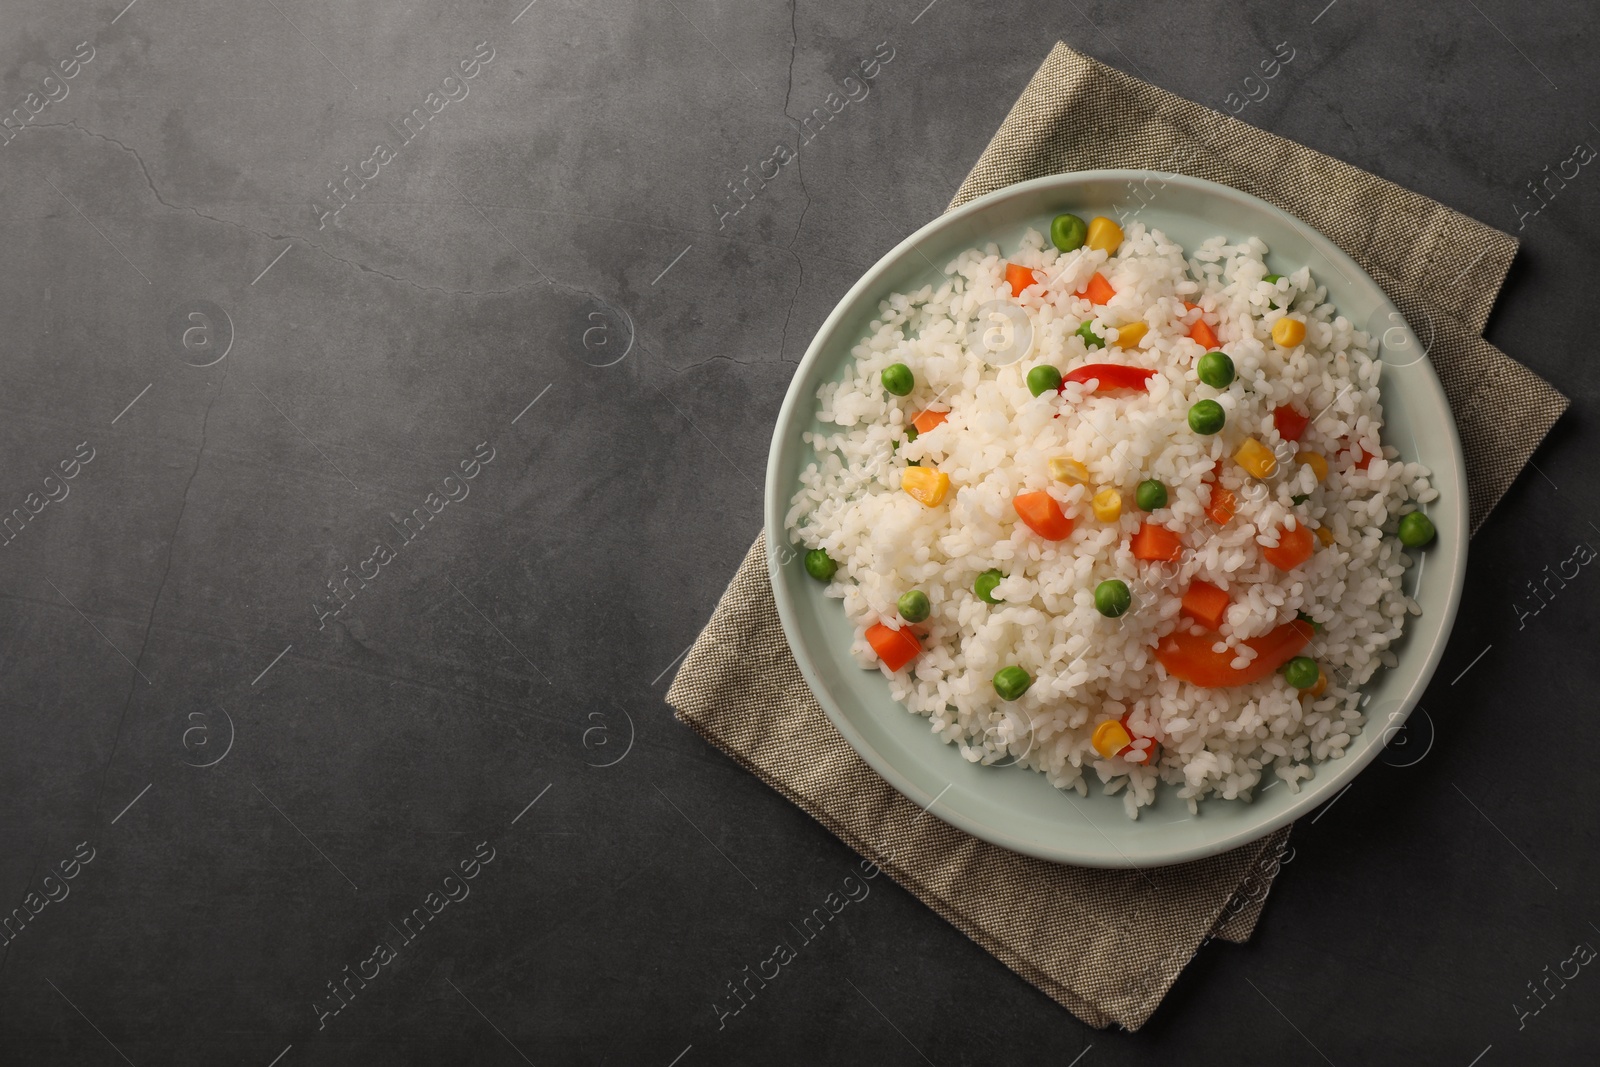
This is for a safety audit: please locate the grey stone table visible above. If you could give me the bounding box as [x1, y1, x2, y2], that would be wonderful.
[0, 1, 1593, 1064]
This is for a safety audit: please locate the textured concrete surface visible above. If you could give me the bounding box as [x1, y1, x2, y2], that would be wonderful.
[0, 0, 1595, 1063]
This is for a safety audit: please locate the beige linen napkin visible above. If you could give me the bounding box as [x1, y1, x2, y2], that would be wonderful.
[669, 43, 1567, 1031]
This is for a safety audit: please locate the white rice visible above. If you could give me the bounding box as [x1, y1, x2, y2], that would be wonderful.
[786, 222, 1434, 817]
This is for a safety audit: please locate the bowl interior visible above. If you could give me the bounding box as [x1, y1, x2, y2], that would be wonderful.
[764, 171, 1467, 867]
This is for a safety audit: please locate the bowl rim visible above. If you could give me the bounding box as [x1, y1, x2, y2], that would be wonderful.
[763, 169, 1469, 867]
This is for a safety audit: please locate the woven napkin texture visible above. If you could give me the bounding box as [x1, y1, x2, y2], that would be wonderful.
[669, 42, 1566, 1031]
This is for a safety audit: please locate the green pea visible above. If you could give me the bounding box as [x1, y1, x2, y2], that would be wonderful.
[1135, 479, 1168, 511]
[897, 589, 931, 623]
[1075, 320, 1105, 349]
[881, 363, 914, 396]
[1196, 350, 1235, 388]
[804, 549, 837, 581]
[1283, 656, 1320, 690]
[1291, 493, 1310, 505]
[993, 665, 1033, 701]
[905, 425, 919, 443]
[1264, 274, 1284, 310]
[1397, 511, 1436, 548]
[1051, 213, 1088, 252]
[1188, 399, 1226, 435]
[1296, 610, 1323, 632]
[1026, 364, 1063, 397]
[1094, 579, 1132, 618]
[974, 568, 1004, 604]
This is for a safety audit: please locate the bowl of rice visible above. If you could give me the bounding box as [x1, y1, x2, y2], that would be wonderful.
[767, 171, 1466, 867]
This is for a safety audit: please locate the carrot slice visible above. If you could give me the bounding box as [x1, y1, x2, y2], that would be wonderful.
[1013, 490, 1074, 541]
[911, 409, 948, 435]
[1273, 404, 1310, 443]
[865, 622, 920, 672]
[1204, 482, 1236, 525]
[1155, 619, 1314, 688]
[1074, 271, 1116, 305]
[1188, 318, 1220, 348]
[1262, 523, 1316, 571]
[1180, 580, 1231, 631]
[1130, 522, 1183, 562]
[1005, 262, 1038, 297]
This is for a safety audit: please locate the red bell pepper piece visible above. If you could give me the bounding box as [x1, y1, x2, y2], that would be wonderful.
[1154, 619, 1314, 688]
[1061, 363, 1157, 392]
[1273, 404, 1310, 442]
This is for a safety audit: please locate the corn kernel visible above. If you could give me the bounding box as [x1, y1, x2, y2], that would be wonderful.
[901, 466, 950, 507]
[1272, 317, 1307, 347]
[1049, 457, 1090, 484]
[1091, 719, 1133, 758]
[1091, 487, 1122, 521]
[1087, 216, 1123, 254]
[1302, 666, 1329, 700]
[1112, 321, 1148, 347]
[1314, 525, 1334, 546]
[1235, 437, 1277, 479]
[1296, 451, 1329, 482]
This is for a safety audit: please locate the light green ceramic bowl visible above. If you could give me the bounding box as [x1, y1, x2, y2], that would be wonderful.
[765, 171, 1467, 867]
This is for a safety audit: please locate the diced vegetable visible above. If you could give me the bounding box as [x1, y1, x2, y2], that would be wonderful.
[1188, 317, 1220, 349]
[1013, 490, 1075, 540]
[1315, 526, 1334, 547]
[1086, 216, 1123, 254]
[804, 549, 836, 581]
[1062, 363, 1157, 391]
[1296, 451, 1329, 481]
[1197, 350, 1235, 388]
[1283, 656, 1320, 689]
[865, 622, 920, 672]
[1273, 404, 1310, 442]
[974, 568, 1004, 604]
[1095, 579, 1132, 618]
[1154, 619, 1315, 688]
[1135, 479, 1168, 511]
[1091, 719, 1134, 758]
[901, 466, 950, 506]
[1180, 580, 1231, 631]
[1272, 318, 1307, 347]
[1051, 213, 1088, 252]
[992, 665, 1033, 700]
[1262, 523, 1315, 570]
[1005, 262, 1038, 297]
[911, 409, 948, 435]
[1188, 399, 1226, 435]
[1026, 365, 1063, 396]
[1205, 482, 1236, 525]
[1112, 322, 1148, 347]
[1398, 511, 1436, 548]
[1092, 487, 1122, 522]
[897, 589, 930, 623]
[1130, 522, 1182, 562]
[1304, 666, 1329, 698]
[1235, 437, 1277, 478]
[1075, 271, 1116, 305]
[1048, 457, 1090, 484]
[882, 363, 914, 396]
[1076, 321, 1105, 348]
